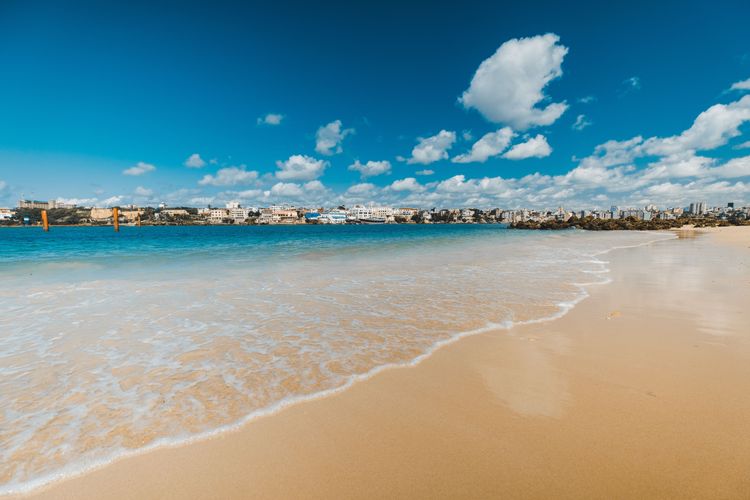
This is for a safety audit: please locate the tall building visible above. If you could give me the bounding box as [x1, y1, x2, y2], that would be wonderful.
[689, 201, 707, 215]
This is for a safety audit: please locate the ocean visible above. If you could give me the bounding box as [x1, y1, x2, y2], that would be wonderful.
[0, 225, 673, 493]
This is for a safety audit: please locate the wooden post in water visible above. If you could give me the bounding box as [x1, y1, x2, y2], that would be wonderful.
[41, 210, 49, 232]
[113, 207, 120, 232]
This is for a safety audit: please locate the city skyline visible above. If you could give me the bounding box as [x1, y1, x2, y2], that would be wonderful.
[1, 1, 750, 209]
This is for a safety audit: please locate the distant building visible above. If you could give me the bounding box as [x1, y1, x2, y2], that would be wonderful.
[258, 207, 298, 224]
[317, 209, 347, 224]
[162, 209, 189, 217]
[395, 208, 419, 217]
[90, 207, 114, 220]
[689, 201, 707, 215]
[209, 208, 229, 223]
[228, 207, 250, 222]
[0, 208, 14, 220]
[18, 199, 75, 210]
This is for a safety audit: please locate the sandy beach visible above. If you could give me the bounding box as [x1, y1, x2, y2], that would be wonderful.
[20, 226, 750, 499]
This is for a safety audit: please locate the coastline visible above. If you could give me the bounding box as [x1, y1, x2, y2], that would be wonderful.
[17, 227, 750, 499]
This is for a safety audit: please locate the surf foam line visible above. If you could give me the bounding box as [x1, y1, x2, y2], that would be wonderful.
[0, 230, 677, 497]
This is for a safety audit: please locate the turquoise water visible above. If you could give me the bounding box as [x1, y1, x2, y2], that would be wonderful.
[0, 225, 674, 493]
[1, 224, 515, 262]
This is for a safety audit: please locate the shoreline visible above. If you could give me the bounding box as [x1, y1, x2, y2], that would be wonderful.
[3, 231, 673, 497]
[16, 227, 750, 499]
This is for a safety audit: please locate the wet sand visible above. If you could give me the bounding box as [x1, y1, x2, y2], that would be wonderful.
[23, 227, 750, 499]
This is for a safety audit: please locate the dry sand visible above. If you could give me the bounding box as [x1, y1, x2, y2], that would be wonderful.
[23, 227, 750, 499]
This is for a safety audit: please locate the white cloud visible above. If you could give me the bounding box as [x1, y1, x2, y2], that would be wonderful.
[578, 95, 596, 104]
[55, 196, 98, 206]
[459, 33, 568, 130]
[734, 140, 750, 150]
[346, 183, 376, 195]
[389, 177, 424, 192]
[348, 160, 392, 178]
[405, 130, 456, 164]
[134, 186, 153, 197]
[257, 113, 284, 125]
[199, 166, 259, 186]
[452, 127, 515, 163]
[711, 156, 750, 179]
[315, 120, 354, 155]
[572, 114, 592, 131]
[730, 78, 750, 91]
[184, 153, 206, 168]
[189, 196, 216, 206]
[232, 190, 263, 199]
[503, 135, 552, 160]
[100, 195, 124, 207]
[123, 161, 156, 176]
[642, 95, 750, 155]
[270, 182, 304, 198]
[304, 180, 326, 192]
[275, 155, 328, 181]
[415, 169, 434, 176]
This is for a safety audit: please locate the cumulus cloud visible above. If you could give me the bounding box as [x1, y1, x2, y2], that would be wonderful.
[730, 78, 750, 91]
[315, 120, 354, 155]
[415, 169, 434, 176]
[389, 177, 424, 192]
[641, 95, 750, 155]
[275, 155, 328, 181]
[578, 95, 596, 104]
[54, 196, 99, 206]
[572, 114, 592, 131]
[348, 160, 391, 178]
[404, 130, 456, 164]
[184, 153, 206, 168]
[304, 180, 326, 192]
[134, 186, 153, 197]
[270, 182, 304, 197]
[257, 113, 284, 125]
[122, 161, 156, 176]
[350, 94, 750, 208]
[734, 140, 750, 150]
[459, 33, 568, 129]
[503, 135, 552, 160]
[100, 195, 124, 207]
[452, 127, 515, 163]
[346, 183, 376, 195]
[199, 166, 259, 186]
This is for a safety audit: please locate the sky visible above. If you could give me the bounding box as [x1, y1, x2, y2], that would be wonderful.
[1, 0, 750, 210]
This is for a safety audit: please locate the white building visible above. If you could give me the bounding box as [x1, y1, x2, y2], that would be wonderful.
[318, 209, 347, 224]
[209, 208, 229, 223]
[229, 207, 250, 222]
[348, 205, 394, 222]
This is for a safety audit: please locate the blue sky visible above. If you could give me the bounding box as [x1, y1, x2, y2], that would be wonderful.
[1, 0, 749, 209]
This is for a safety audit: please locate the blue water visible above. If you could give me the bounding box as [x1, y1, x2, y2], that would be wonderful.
[0, 224, 514, 264]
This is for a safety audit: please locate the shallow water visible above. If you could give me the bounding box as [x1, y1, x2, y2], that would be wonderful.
[0, 225, 673, 493]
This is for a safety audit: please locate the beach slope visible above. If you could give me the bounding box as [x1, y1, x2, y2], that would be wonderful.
[26, 227, 750, 499]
